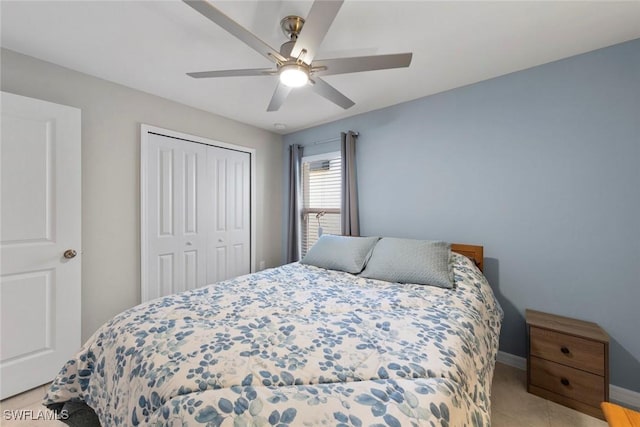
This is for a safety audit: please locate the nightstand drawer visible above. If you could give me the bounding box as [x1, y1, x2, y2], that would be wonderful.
[530, 356, 605, 407]
[530, 327, 605, 375]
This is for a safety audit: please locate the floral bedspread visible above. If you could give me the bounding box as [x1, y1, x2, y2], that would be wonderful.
[44, 253, 502, 426]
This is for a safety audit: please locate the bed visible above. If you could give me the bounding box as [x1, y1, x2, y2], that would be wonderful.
[44, 241, 502, 426]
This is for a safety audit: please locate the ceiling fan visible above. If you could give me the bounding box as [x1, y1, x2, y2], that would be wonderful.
[183, 0, 413, 111]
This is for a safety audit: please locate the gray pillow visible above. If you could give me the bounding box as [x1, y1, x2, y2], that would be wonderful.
[300, 235, 380, 274]
[360, 238, 453, 288]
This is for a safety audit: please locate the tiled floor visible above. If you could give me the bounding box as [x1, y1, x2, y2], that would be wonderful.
[0, 363, 608, 426]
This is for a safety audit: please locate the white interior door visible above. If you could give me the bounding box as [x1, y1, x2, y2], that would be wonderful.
[0, 91, 81, 399]
[142, 130, 252, 302]
[208, 148, 251, 283]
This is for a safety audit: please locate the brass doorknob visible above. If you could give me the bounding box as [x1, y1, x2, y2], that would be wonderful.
[63, 249, 77, 259]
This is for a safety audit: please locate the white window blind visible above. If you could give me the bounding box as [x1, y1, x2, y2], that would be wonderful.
[301, 153, 341, 257]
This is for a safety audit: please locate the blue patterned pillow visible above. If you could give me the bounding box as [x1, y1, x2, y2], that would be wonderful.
[300, 235, 380, 274]
[360, 238, 453, 288]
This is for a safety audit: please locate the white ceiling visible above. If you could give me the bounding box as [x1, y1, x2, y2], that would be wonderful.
[2, 1, 640, 134]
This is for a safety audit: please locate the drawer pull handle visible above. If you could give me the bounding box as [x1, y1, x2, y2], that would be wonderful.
[560, 377, 570, 386]
[560, 346, 570, 354]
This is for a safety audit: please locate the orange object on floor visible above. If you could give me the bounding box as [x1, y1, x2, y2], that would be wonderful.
[601, 402, 640, 427]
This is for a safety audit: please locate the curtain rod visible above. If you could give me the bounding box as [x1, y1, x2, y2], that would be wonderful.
[310, 131, 359, 146]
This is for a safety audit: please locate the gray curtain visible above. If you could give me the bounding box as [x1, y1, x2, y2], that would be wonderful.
[286, 144, 303, 262]
[340, 131, 359, 236]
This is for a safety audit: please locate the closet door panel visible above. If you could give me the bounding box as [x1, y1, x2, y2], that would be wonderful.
[143, 128, 252, 300]
[225, 150, 251, 279]
[144, 134, 207, 301]
[207, 148, 250, 283]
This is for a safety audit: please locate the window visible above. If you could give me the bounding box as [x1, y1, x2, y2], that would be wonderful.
[301, 152, 341, 256]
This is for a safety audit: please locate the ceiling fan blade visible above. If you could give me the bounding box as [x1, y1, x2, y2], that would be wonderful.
[310, 77, 354, 109]
[312, 53, 413, 76]
[187, 68, 276, 78]
[183, 0, 285, 64]
[267, 81, 293, 112]
[290, 0, 344, 64]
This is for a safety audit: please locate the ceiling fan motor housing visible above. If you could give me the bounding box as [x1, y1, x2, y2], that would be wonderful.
[278, 15, 310, 85]
[280, 40, 296, 58]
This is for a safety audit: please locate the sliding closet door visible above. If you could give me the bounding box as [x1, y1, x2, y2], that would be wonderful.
[144, 133, 208, 301]
[142, 129, 252, 302]
[207, 149, 251, 283]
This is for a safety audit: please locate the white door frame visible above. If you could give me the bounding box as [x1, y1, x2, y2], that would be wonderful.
[140, 124, 256, 301]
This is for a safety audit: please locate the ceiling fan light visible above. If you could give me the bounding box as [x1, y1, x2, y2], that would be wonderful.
[279, 64, 309, 88]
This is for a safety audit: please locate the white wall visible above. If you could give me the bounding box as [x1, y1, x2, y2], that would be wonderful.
[1, 48, 284, 341]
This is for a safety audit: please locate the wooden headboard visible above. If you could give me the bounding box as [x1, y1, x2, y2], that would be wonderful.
[451, 243, 484, 272]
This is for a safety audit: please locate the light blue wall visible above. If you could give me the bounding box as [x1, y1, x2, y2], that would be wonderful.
[283, 39, 640, 392]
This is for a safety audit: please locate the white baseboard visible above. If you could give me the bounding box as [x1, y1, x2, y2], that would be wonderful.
[495, 351, 640, 410]
[610, 385, 640, 411]
[496, 351, 526, 370]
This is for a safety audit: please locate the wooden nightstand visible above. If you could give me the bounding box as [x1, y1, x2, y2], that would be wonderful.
[526, 309, 609, 420]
